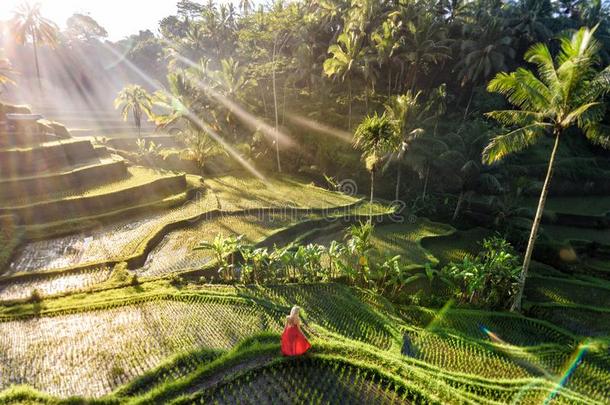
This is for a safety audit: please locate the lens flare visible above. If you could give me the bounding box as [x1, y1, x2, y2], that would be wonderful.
[543, 340, 590, 404]
[425, 299, 453, 331]
[481, 325, 506, 344]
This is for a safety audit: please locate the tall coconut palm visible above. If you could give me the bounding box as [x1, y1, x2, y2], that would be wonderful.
[456, 17, 515, 119]
[402, 17, 451, 91]
[323, 30, 366, 129]
[353, 112, 396, 203]
[10, 2, 59, 92]
[114, 85, 154, 137]
[484, 26, 610, 312]
[371, 19, 400, 98]
[384, 91, 426, 200]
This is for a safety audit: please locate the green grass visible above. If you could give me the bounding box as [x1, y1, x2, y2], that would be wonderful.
[311, 217, 454, 269]
[421, 227, 494, 267]
[1, 166, 177, 208]
[207, 174, 359, 210]
[542, 224, 610, 245]
[0, 282, 603, 404]
[523, 196, 610, 216]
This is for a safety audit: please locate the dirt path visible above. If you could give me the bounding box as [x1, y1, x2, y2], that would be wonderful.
[185, 353, 276, 395]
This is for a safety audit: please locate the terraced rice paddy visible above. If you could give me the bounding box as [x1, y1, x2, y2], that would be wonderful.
[138, 212, 309, 277]
[421, 227, 493, 266]
[186, 357, 412, 405]
[1, 166, 169, 208]
[0, 295, 284, 398]
[524, 196, 610, 215]
[542, 224, 610, 244]
[312, 217, 454, 268]
[0, 267, 111, 301]
[1, 155, 608, 404]
[7, 193, 217, 274]
[0, 283, 606, 403]
[6, 174, 358, 276]
[206, 175, 358, 210]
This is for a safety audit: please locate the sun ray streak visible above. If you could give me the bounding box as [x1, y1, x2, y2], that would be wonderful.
[100, 42, 266, 181]
[285, 113, 353, 143]
[167, 51, 296, 149]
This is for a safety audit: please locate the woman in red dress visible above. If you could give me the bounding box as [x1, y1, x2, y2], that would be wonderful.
[281, 305, 311, 356]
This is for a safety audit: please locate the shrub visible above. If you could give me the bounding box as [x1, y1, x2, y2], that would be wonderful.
[441, 236, 521, 310]
[130, 274, 140, 286]
[168, 273, 184, 287]
[29, 289, 42, 303]
[110, 263, 131, 285]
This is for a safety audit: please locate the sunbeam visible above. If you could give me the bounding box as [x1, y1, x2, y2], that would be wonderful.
[101, 41, 266, 182]
[285, 112, 353, 143]
[165, 50, 297, 150]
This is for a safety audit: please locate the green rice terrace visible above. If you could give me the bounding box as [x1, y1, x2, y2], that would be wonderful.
[1, 1, 610, 404]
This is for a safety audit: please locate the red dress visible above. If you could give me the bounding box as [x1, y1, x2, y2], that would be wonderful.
[281, 324, 311, 356]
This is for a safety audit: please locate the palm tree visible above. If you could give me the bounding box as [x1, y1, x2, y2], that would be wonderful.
[484, 26, 610, 312]
[508, 0, 553, 48]
[371, 19, 400, 98]
[323, 30, 366, 129]
[239, 0, 253, 16]
[402, 17, 451, 91]
[353, 112, 397, 203]
[10, 2, 58, 92]
[114, 85, 154, 137]
[384, 91, 426, 200]
[0, 55, 15, 89]
[404, 136, 449, 201]
[456, 17, 515, 119]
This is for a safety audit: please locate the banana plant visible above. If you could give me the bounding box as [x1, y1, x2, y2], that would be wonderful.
[194, 234, 244, 280]
[327, 240, 347, 280]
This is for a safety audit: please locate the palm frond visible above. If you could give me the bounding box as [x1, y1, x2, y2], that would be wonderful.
[482, 123, 551, 164]
[486, 110, 544, 127]
[582, 123, 610, 150]
[487, 69, 551, 112]
[524, 43, 560, 91]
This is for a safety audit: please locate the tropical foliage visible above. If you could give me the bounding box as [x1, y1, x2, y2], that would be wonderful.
[484, 26, 610, 310]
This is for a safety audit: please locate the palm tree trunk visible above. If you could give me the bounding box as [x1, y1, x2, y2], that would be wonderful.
[388, 67, 392, 99]
[410, 66, 418, 92]
[511, 133, 561, 312]
[395, 165, 401, 201]
[452, 190, 464, 221]
[348, 76, 353, 130]
[396, 63, 404, 92]
[463, 87, 475, 122]
[370, 170, 375, 204]
[261, 83, 268, 115]
[32, 32, 42, 93]
[281, 81, 287, 126]
[272, 46, 281, 173]
[422, 163, 430, 200]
